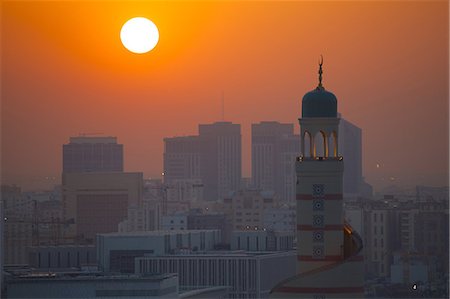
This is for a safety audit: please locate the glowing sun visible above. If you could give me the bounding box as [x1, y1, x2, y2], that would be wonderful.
[120, 17, 159, 54]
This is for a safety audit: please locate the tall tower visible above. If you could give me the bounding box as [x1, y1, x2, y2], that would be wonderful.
[296, 57, 343, 274]
[270, 58, 364, 298]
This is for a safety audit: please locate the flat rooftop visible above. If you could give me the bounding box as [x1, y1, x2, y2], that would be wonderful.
[98, 229, 219, 237]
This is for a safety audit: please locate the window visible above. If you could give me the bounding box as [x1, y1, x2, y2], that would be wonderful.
[374, 226, 377, 235]
[374, 213, 377, 222]
[380, 213, 384, 222]
[381, 238, 384, 248]
[374, 238, 377, 247]
[380, 226, 384, 235]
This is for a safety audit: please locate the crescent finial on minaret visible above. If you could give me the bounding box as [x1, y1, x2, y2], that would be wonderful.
[318, 55, 324, 89]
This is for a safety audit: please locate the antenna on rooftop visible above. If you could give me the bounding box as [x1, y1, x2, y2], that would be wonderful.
[221, 91, 225, 121]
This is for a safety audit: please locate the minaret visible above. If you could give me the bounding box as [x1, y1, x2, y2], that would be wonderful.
[296, 56, 344, 273]
[270, 58, 364, 298]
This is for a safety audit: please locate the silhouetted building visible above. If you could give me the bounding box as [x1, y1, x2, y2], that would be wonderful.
[63, 136, 123, 173]
[252, 121, 299, 202]
[164, 122, 241, 202]
[199, 122, 241, 201]
[338, 117, 363, 196]
[62, 172, 143, 244]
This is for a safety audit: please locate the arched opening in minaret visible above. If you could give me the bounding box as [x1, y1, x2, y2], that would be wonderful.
[314, 131, 327, 158]
[329, 131, 337, 157]
[303, 131, 312, 157]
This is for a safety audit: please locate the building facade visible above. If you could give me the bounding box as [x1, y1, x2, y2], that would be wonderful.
[163, 122, 241, 202]
[97, 230, 221, 273]
[252, 121, 299, 203]
[136, 251, 296, 299]
[223, 189, 276, 231]
[63, 136, 123, 173]
[62, 172, 143, 243]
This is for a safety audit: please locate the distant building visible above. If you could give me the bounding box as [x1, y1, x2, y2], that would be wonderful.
[6, 273, 179, 298]
[338, 117, 363, 196]
[161, 214, 188, 231]
[97, 230, 221, 273]
[62, 172, 143, 244]
[118, 201, 161, 233]
[2, 185, 33, 265]
[252, 121, 299, 202]
[163, 122, 241, 202]
[136, 251, 296, 299]
[199, 122, 242, 201]
[27, 245, 96, 270]
[223, 189, 276, 231]
[62, 136, 123, 173]
[262, 205, 296, 232]
[230, 231, 295, 251]
[187, 213, 229, 243]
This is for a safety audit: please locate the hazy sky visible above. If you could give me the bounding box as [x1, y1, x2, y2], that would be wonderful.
[2, 1, 448, 192]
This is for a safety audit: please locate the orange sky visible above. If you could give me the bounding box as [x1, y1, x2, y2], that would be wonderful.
[2, 1, 449, 192]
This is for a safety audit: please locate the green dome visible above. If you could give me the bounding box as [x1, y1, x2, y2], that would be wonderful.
[302, 87, 337, 118]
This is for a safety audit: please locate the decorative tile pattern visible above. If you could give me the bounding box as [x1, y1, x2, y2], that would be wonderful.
[313, 231, 324, 242]
[313, 245, 325, 259]
[313, 215, 324, 227]
[312, 184, 325, 196]
[313, 199, 324, 211]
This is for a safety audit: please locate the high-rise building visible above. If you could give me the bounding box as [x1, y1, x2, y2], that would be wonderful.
[271, 61, 364, 298]
[338, 117, 363, 196]
[163, 122, 241, 202]
[62, 172, 143, 244]
[252, 121, 299, 202]
[199, 122, 242, 201]
[63, 136, 123, 173]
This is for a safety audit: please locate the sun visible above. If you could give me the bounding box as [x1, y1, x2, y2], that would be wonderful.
[120, 17, 159, 54]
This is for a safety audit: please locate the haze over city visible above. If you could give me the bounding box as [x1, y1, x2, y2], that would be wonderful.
[2, 1, 448, 192]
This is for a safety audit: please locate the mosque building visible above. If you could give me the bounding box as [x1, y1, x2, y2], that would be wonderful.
[270, 58, 364, 298]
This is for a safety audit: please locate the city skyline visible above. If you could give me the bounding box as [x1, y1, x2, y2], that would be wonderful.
[2, 1, 448, 192]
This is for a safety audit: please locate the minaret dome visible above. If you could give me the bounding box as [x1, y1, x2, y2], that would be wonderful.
[301, 56, 338, 118]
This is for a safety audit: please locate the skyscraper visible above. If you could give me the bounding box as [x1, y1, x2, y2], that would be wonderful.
[163, 122, 241, 202]
[271, 60, 364, 298]
[63, 136, 123, 173]
[339, 117, 363, 196]
[252, 121, 299, 202]
[199, 122, 241, 201]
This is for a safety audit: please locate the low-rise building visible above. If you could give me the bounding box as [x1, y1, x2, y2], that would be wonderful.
[97, 230, 221, 273]
[6, 272, 178, 298]
[230, 231, 295, 252]
[136, 251, 296, 299]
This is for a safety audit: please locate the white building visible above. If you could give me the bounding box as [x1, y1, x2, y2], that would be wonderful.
[136, 251, 296, 299]
[118, 201, 161, 233]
